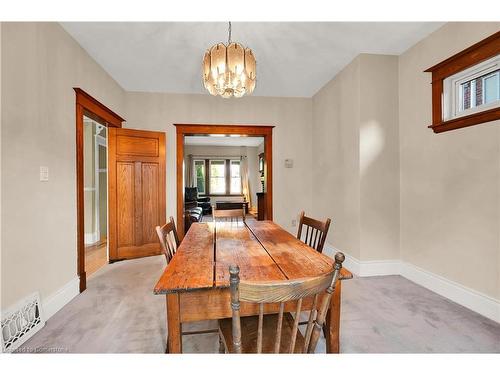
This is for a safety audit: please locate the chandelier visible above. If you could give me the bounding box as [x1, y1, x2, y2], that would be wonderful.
[202, 22, 256, 98]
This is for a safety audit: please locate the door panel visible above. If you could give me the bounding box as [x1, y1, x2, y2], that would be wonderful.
[109, 128, 166, 261]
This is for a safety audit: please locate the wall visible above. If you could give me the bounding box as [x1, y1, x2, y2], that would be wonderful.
[312, 57, 361, 258]
[359, 54, 400, 261]
[399, 22, 500, 300]
[1, 22, 126, 310]
[124, 92, 313, 234]
[312, 54, 400, 262]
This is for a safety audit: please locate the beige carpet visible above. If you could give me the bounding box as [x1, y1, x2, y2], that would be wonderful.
[19, 255, 500, 353]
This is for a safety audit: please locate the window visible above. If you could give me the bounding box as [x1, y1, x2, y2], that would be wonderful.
[209, 160, 226, 194]
[425, 31, 500, 133]
[194, 159, 206, 194]
[443, 55, 500, 121]
[193, 158, 243, 195]
[230, 160, 241, 194]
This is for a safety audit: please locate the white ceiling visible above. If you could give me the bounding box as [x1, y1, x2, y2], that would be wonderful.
[185, 135, 264, 147]
[61, 22, 444, 97]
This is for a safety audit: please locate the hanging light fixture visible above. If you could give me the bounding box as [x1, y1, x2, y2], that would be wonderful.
[202, 22, 256, 98]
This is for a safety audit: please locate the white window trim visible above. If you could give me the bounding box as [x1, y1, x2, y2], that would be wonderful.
[229, 160, 242, 195]
[443, 54, 500, 121]
[209, 159, 226, 195]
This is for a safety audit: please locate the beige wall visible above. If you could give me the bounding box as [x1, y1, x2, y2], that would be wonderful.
[1, 22, 125, 308]
[124, 92, 313, 234]
[359, 54, 400, 261]
[312, 57, 361, 258]
[399, 22, 500, 299]
[312, 54, 400, 262]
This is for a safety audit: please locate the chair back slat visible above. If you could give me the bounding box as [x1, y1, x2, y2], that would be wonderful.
[288, 298, 303, 353]
[155, 216, 180, 263]
[297, 211, 331, 253]
[228, 252, 345, 353]
[303, 294, 318, 352]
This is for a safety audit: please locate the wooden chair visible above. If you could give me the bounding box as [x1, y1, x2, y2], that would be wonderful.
[155, 216, 180, 263]
[297, 211, 331, 253]
[218, 252, 345, 353]
[212, 206, 246, 223]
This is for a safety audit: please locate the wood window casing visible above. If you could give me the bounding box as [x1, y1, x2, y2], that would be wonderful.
[425, 31, 500, 133]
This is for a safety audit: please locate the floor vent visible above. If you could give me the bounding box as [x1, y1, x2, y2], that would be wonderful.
[1, 292, 45, 353]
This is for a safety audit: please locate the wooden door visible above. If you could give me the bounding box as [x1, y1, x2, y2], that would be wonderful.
[108, 128, 166, 261]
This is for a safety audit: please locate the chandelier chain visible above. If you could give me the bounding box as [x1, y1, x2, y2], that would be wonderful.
[228, 22, 232, 45]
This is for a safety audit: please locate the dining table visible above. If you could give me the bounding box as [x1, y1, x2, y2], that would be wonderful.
[154, 219, 352, 353]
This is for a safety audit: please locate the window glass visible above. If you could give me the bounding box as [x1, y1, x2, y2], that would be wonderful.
[210, 160, 225, 194]
[194, 160, 205, 194]
[230, 160, 241, 194]
[484, 70, 499, 104]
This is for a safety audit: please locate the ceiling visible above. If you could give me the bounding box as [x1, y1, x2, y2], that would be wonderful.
[185, 135, 264, 147]
[61, 22, 444, 97]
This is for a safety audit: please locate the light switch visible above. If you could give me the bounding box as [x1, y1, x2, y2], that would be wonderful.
[40, 166, 49, 182]
[284, 159, 293, 168]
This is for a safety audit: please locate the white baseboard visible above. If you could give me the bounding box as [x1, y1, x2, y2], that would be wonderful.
[85, 232, 98, 245]
[324, 244, 500, 324]
[41, 277, 80, 320]
[324, 244, 399, 277]
[399, 262, 500, 324]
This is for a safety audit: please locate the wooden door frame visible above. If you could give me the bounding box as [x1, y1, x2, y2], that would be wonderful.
[74, 88, 125, 293]
[175, 124, 274, 238]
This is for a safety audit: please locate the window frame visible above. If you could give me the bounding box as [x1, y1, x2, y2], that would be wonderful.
[425, 31, 500, 133]
[444, 55, 500, 120]
[208, 159, 227, 195]
[195, 158, 243, 196]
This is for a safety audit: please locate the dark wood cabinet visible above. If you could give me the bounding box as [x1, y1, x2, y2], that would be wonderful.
[257, 192, 266, 221]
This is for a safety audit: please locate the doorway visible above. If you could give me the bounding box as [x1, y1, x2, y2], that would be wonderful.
[75, 88, 125, 293]
[83, 117, 108, 277]
[175, 124, 274, 238]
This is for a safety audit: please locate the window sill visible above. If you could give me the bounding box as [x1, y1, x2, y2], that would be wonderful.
[428, 107, 500, 133]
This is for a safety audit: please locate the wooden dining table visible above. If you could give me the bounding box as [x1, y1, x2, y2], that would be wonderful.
[154, 219, 352, 353]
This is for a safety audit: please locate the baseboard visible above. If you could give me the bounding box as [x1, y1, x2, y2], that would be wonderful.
[324, 244, 399, 276]
[85, 232, 98, 245]
[324, 244, 500, 324]
[400, 262, 500, 324]
[41, 277, 80, 320]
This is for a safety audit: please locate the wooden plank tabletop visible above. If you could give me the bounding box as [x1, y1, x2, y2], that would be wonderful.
[154, 223, 214, 293]
[154, 220, 352, 294]
[214, 220, 286, 287]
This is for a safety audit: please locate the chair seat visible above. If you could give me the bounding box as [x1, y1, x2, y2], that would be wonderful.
[219, 313, 305, 353]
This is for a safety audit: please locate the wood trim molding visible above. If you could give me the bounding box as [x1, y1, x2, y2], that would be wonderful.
[75, 88, 124, 293]
[175, 124, 274, 238]
[425, 31, 500, 133]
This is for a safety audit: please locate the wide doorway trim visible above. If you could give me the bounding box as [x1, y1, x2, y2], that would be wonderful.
[74, 88, 125, 293]
[175, 123, 274, 238]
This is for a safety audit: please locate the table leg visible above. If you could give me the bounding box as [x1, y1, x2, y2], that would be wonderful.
[325, 280, 342, 353]
[166, 293, 182, 353]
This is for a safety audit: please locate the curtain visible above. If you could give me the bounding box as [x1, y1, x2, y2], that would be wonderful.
[240, 156, 251, 207]
[186, 154, 194, 187]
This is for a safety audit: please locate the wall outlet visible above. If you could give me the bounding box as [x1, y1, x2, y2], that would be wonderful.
[291, 219, 297, 227]
[39, 166, 49, 182]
